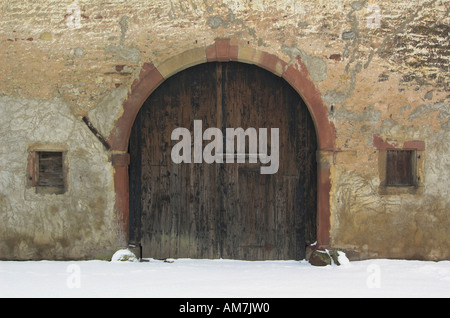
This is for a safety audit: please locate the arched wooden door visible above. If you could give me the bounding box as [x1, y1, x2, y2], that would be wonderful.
[129, 62, 317, 260]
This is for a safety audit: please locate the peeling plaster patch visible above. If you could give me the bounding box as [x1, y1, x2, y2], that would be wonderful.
[424, 129, 450, 198]
[119, 16, 129, 45]
[332, 105, 381, 127]
[281, 44, 327, 82]
[104, 45, 140, 64]
[73, 47, 84, 57]
[301, 52, 327, 82]
[350, 1, 365, 11]
[407, 101, 450, 131]
[374, 123, 423, 149]
[205, 5, 264, 45]
[207, 15, 226, 29]
[378, 119, 401, 136]
[342, 31, 356, 40]
[409, 102, 450, 121]
[323, 89, 347, 106]
[88, 86, 130, 139]
[39, 32, 52, 41]
[424, 90, 433, 100]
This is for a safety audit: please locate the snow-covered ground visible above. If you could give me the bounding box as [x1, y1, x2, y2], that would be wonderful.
[1, 254, 449, 298]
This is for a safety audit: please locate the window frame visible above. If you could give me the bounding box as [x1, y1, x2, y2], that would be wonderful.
[378, 147, 424, 195]
[27, 148, 68, 195]
[385, 149, 417, 187]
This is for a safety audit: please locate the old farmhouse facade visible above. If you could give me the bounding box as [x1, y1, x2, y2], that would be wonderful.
[0, 0, 448, 261]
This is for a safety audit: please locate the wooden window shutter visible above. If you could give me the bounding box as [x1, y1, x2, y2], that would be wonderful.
[37, 152, 64, 187]
[385, 150, 415, 186]
[27, 151, 67, 194]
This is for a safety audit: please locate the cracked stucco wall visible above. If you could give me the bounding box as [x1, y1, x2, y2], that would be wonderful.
[0, 96, 117, 260]
[0, 0, 448, 260]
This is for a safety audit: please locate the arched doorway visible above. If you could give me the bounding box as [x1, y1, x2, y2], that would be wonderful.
[108, 41, 335, 255]
[128, 62, 317, 260]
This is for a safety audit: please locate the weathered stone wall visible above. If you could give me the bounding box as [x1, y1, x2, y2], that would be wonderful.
[0, 0, 448, 260]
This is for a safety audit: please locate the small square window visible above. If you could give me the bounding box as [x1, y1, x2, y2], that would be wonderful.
[376, 140, 424, 195]
[385, 149, 416, 187]
[27, 150, 67, 194]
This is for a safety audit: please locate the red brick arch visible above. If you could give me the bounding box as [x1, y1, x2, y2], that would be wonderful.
[108, 39, 336, 251]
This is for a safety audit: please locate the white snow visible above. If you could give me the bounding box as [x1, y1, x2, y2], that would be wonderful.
[0, 257, 449, 298]
[110, 248, 139, 263]
[337, 251, 350, 266]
